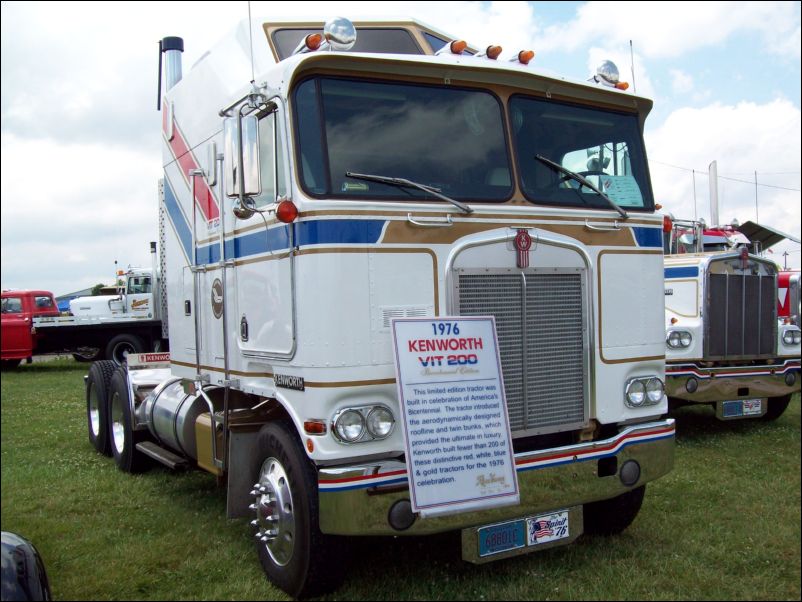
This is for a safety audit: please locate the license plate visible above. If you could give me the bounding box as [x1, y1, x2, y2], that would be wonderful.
[478, 510, 570, 557]
[722, 398, 763, 418]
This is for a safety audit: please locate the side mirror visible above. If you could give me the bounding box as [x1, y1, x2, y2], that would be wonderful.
[224, 115, 261, 199]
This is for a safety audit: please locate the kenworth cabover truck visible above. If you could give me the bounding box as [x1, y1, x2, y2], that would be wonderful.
[663, 217, 801, 420]
[85, 17, 675, 597]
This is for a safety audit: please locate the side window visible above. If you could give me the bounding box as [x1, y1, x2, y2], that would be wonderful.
[34, 296, 54, 309]
[2, 297, 23, 314]
[127, 277, 151, 295]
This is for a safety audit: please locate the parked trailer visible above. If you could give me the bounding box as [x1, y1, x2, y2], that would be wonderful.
[662, 217, 801, 420]
[87, 17, 675, 598]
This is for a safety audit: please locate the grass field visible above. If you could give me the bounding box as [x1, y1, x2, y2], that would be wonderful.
[1, 359, 800, 600]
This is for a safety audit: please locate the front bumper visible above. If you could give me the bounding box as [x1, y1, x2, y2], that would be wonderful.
[318, 419, 675, 536]
[666, 359, 801, 402]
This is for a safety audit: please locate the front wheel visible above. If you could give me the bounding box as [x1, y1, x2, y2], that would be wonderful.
[86, 360, 116, 456]
[584, 485, 646, 536]
[251, 421, 347, 598]
[105, 334, 144, 366]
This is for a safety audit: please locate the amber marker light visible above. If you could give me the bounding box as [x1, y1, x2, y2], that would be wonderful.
[484, 45, 502, 60]
[663, 215, 673, 233]
[615, 81, 630, 90]
[305, 33, 323, 51]
[276, 199, 299, 223]
[517, 50, 535, 65]
[450, 40, 468, 54]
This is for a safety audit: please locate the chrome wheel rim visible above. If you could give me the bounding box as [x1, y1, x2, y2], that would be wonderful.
[88, 383, 100, 437]
[110, 391, 125, 454]
[252, 457, 295, 566]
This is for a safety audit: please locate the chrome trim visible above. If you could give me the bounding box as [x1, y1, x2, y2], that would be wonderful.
[318, 418, 675, 536]
[666, 362, 801, 402]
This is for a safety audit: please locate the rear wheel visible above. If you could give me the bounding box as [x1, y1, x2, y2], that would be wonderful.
[763, 394, 792, 421]
[1, 359, 22, 370]
[108, 366, 147, 473]
[584, 485, 646, 536]
[105, 334, 144, 365]
[86, 360, 116, 456]
[252, 421, 347, 598]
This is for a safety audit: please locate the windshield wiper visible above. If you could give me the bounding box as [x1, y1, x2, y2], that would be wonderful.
[345, 171, 473, 214]
[534, 154, 628, 219]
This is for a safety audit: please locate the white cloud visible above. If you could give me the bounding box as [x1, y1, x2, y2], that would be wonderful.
[647, 99, 801, 268]
[670, 69, 694, 95]
[537, 1, 801, 60]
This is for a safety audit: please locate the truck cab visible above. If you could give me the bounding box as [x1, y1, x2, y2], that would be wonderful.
[1, 290, 59, 367]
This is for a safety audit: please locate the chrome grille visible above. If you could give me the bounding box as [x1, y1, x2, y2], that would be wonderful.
[455, 269, 587, 436]
[705, 271, 777, 359]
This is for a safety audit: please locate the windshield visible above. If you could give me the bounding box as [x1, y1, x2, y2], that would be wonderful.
[292, 76, 653, 211]
[510, 95, 653, 210]
[294, 77, 513, 203]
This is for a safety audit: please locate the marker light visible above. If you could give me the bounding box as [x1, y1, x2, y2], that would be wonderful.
[437, 40, 468, 55]
[515, 50, 535, 65]
[663, 215, 673, 233]
[615, 81, 630, 90]
[292, 33, 323, 55]
[481, 45, 503, 60]
[276, 199, 298, 224]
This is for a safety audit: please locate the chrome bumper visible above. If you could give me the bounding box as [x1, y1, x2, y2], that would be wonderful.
[666, 359, 801, 402]
[317, 419, 675, 536]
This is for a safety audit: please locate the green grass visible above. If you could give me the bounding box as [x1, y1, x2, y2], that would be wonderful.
[2, 360, 800, 600]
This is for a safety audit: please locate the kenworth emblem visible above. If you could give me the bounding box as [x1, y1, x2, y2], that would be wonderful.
[515, 229, 533, 268]
[211, 278, 224, 319]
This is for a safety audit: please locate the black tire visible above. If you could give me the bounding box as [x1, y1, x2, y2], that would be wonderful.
[105, 334, 144, 365]
[86, 360, 116, 456]
[584, 485, 646, 536]
[108, 366, 147, 473]
[73, 347, 101, 362]
[1, 359, 22, 370]
[252, 421, 347, 598]
[763, 394, 792, 421]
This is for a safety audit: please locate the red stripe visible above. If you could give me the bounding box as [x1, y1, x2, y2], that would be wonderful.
[162, 101, 219, 222]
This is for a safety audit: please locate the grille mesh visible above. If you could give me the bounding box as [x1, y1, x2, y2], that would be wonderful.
[456, 271, 586, 434]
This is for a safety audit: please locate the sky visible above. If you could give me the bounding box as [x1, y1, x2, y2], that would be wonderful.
[1, 1, 800, 296]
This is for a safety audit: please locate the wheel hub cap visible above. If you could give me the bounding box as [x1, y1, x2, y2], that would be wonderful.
[251, 457, 295, 566]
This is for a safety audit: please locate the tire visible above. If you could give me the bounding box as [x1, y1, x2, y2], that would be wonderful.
[105, 334, 144, 366]
[1, 359, 22, 370]
[251, 421, 347, 598]
[108, 366, 147, 473]
[584, 485, 646, 536]
[86, 360, 116, 456]
[73, 347, 101, 362]
[763, 394, 792, 421]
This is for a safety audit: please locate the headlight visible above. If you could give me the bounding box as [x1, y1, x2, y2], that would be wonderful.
[366, 406, 395, 439]
[667, 330, 692, 349]
[782, 329, 801, 346]
[625, 377, 664, 408]
[332, 405, 396, 443]
[625, 379, 646, 407]
[333, 409, 365, 442]
[646, 378, 665, 403]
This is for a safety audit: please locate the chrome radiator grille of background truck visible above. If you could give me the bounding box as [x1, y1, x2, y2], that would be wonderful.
[705, 270, 777, 360]
[454, 269, 588, 437]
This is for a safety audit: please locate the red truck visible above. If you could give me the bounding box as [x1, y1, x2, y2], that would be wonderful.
[1, 290, 61, 368]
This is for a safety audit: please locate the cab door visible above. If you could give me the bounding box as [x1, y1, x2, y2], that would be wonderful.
[1, 295, 34, 358]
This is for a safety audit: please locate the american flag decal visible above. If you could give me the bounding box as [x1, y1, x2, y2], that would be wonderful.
[533, 520, 553, 539]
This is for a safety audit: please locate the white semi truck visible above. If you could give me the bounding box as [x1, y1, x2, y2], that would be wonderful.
[663, 218, 801, 420]
[85, 17, 675, 597]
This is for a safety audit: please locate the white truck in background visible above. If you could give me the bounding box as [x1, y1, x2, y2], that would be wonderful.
[31, 243, 168, 364]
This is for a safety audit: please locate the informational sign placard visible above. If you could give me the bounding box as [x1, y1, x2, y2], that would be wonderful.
[391, 317, 520, 518]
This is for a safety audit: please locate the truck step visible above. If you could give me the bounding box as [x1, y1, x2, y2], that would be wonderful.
[136, 441, 190, 470]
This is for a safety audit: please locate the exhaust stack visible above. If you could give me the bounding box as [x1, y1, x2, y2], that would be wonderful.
[161, 36, 184, 90]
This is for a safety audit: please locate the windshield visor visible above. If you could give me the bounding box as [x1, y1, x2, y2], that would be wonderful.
[510, 95, 654, 211]
[294, 77, 513, 203]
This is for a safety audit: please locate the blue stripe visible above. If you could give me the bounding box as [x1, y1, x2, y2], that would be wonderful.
[632, 227, 663, 248]
[163, 179, 192, 262]
[665, 266, 699, 279]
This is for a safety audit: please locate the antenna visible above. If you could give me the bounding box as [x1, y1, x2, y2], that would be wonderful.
[248, 1, 256, 84]
[629, 40, 636, 94]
